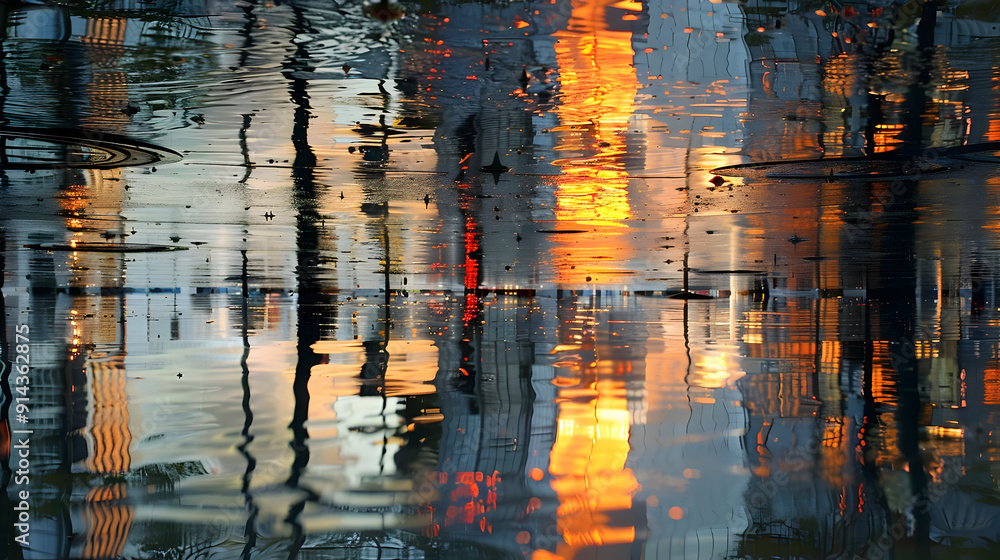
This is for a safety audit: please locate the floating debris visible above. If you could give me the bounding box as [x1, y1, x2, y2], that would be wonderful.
[712, 155, 949, 180]
[481, 152, 510, 180]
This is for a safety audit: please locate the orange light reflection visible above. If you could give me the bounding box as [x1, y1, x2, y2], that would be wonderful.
[544, 297, 640, 558]
[550, 0, 639, 284]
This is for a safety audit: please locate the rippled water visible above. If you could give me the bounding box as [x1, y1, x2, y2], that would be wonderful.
[3, 0, 1000, 558]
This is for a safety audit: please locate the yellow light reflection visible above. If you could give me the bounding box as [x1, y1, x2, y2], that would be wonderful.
[550, 0, 639, 284]
[544, 298, 640, 559]
[692, 347, 745, 389]
[547, 380, 638, 557]
[309, 338, 440, 397]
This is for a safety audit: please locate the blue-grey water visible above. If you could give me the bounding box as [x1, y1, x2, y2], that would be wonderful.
[2, 1, 1000, 558]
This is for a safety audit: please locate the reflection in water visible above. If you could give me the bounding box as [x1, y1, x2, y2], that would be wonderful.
[4, 1, 1000, 559]
[545, 293, 642, 558]
[549, 0, 640, 285]
[546, 4, 644, 551]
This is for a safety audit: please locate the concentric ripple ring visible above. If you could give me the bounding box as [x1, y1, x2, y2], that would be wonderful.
[0, 126, 182, 169]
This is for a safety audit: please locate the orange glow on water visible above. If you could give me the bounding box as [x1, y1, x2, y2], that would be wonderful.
[549, 383, 638, 554]
[985, 367, 1000, 405]
[551, 0, 639, 284]
[463, 214, 481, 325]
[309, 338, 440, 397]
[436, 470, 500, 533]
[546, 298, 640, 557]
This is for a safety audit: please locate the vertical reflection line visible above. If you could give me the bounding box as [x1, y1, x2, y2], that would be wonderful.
[896, 3, 936, 546]
[683, 299, 693, 426]
[238, 113, 253, 184]
[238, 250, 258, 559]
[383, 226, 390, 345]
[812, 231, 822, 401]
[284, 5, 321, 555]
[681, 217, 694, 432]
[861, 305, 882, 525]
[379, 223, 391, 476]
[237, 0, 257, 70]
[235, 19, 259, 555]
[237, 0, 257, 186]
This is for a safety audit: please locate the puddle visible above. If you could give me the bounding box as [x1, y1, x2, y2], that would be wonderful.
[3, 1, 1000, 559]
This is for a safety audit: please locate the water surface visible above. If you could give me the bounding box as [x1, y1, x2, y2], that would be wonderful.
[3, 1, 1000, 558]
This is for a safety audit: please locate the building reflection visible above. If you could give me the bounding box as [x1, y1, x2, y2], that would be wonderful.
[431, 290, 649, 558]
[423, 2, 653, 557]
[725, 3, 1000, 556]
[548, 0, 641, 284]
[67, 13, 140, 558]
[544, 291, 645, 558]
